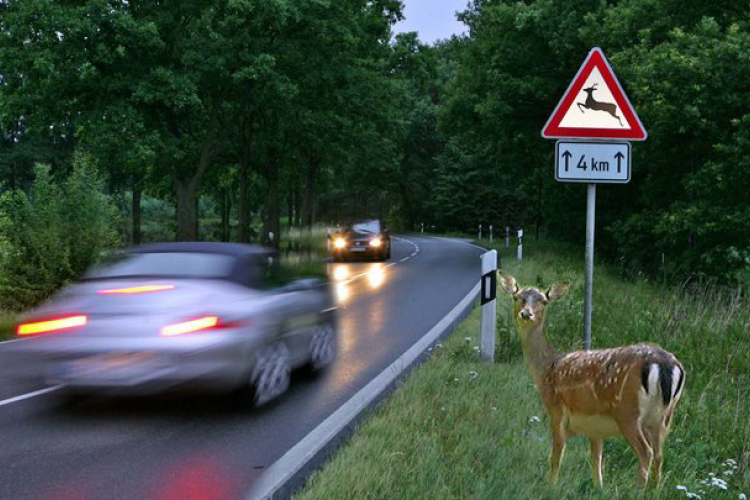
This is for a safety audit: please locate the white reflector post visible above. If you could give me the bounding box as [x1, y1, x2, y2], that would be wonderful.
[480, 250, 498, 363]
[517, 229, 523, 261]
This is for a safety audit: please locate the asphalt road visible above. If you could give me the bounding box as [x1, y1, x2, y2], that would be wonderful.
[0, 236, 484, 500]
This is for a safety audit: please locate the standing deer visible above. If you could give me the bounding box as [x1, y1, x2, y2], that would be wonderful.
[499, 273, 685, 487]
[577, 83, 624, 126]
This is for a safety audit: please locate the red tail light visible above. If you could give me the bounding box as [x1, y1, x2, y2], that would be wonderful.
[98, 285, 175, 295]
[17, 315, 88, 336]
[160, 316, 220, 337]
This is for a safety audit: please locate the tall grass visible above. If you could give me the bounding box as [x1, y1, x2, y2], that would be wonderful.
[296, 237, 749, 499]
[282, 226, 330, 258]
[0, 312, 15, 341]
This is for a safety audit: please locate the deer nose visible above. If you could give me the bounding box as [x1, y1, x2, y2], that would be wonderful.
[520, 310, 533, 320]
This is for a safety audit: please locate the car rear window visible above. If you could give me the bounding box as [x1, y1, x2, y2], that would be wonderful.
[85, 252, 236, 280]
[350, 220, 381, 234]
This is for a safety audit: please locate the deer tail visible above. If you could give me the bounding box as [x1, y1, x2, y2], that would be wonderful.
[641, 360, 685, 407]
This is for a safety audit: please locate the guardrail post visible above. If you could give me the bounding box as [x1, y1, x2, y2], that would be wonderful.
[517, 229, 523, 261]
[480, 250, 498, 363]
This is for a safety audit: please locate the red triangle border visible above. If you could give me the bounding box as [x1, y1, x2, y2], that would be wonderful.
[542, 48, 647, 141]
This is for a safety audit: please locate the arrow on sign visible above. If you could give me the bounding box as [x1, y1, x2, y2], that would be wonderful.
[614, 151, 624, 173]
[562, 150, 572, 172]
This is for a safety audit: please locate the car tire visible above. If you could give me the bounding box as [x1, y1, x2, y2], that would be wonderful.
[307, 321, 337, 372]
[250, 342, 291, 407]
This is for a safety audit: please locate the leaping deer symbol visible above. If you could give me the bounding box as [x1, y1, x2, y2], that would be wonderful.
[577, 83, 623, 126]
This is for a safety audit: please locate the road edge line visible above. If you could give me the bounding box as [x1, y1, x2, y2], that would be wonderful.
[246, 279, 481, 500]
[0, 385, 62, 407]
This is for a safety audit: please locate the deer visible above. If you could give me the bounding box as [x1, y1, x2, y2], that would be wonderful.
[498, 272, 685, 487]
[577, 83, 624, 126]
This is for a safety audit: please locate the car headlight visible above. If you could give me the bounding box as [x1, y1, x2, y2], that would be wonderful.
[334, 237, 347, 249]
[369, 237, 382, 248]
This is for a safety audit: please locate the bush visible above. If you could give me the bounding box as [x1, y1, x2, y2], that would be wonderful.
[0, 156, 121, 310]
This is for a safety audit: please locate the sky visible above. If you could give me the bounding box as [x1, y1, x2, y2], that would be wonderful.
[393, 0, 469, 44]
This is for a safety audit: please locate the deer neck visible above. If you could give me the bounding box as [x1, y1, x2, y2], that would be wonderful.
[518, 320, 560, 387]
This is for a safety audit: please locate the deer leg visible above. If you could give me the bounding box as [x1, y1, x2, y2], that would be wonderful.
[646, 424, 667, 485]
[577, 103, 586, 113]
[549, 412, 566, 485]
[589, 438, 604, 487]
[617, 418, 653, 486]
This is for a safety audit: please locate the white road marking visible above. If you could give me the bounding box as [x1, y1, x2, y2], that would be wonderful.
[0, 385, 62, 407]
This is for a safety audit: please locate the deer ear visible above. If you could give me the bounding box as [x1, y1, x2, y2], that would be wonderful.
[498, 272, 519, 295]
[546, 283, 569, 301]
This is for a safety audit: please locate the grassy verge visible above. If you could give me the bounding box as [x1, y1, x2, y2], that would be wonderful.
[0, 312, 16, 341]
[296, 237, 749, 500]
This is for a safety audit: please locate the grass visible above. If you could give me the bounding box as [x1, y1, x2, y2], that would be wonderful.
[295, 236, 750, 500]
[0, 312, 16, 341]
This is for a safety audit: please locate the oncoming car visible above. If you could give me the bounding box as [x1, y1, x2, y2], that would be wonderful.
[10, 243, 337, 406]
[330, 219, 391, 262]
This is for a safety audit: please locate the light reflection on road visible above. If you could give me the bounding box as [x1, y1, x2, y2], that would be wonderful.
[327, 261, 390, 362]
[367, 264, 385, 290]
[328, 262, 389, 306]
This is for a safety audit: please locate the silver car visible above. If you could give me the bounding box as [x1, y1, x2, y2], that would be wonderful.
[10, 243, 337, 406]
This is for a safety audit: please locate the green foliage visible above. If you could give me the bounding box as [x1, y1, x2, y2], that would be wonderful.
[418, 0, 750, 284]
[0, 312, 15, 341]
[0, 156, 121, 310]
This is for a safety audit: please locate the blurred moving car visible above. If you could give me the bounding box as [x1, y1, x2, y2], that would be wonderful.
[330, 219, 391, 262]
[11, 243, 337, 406]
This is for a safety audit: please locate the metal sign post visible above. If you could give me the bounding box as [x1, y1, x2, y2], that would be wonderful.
[542, 47, 647, 350]
[489, 225, 494, 244]
[584, 184, 596, 349]
[480, 250, 498, 363]
[505, 226, 510, 248]
[478, 224, 482, 241]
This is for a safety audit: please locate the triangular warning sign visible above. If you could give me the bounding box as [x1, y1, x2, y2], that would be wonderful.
[542, 47, 647, 141]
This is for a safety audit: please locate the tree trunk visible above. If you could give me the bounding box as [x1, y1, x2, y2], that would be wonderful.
[132, 181, 142, 245]
[302, 157, 318, 229]
[238, 157, 251, 242]
[262, 150, 280, 248]
[176, 178, 198, 241]
[294, 187, 302, 227]
[174, 101, 220, 242]
[287, 188, 295, 229]
[221, 188, 231, 242]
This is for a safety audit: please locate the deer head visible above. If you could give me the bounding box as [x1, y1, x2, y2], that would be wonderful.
[499, 272, 568, 330]
[583, 83, 598, 94]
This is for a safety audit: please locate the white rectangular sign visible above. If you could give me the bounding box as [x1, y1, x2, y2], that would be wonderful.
[555, 141, 631, 184]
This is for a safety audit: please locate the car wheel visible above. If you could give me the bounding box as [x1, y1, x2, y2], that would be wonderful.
[308, 321, 337, 372]
[250, 342, 291, 407]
